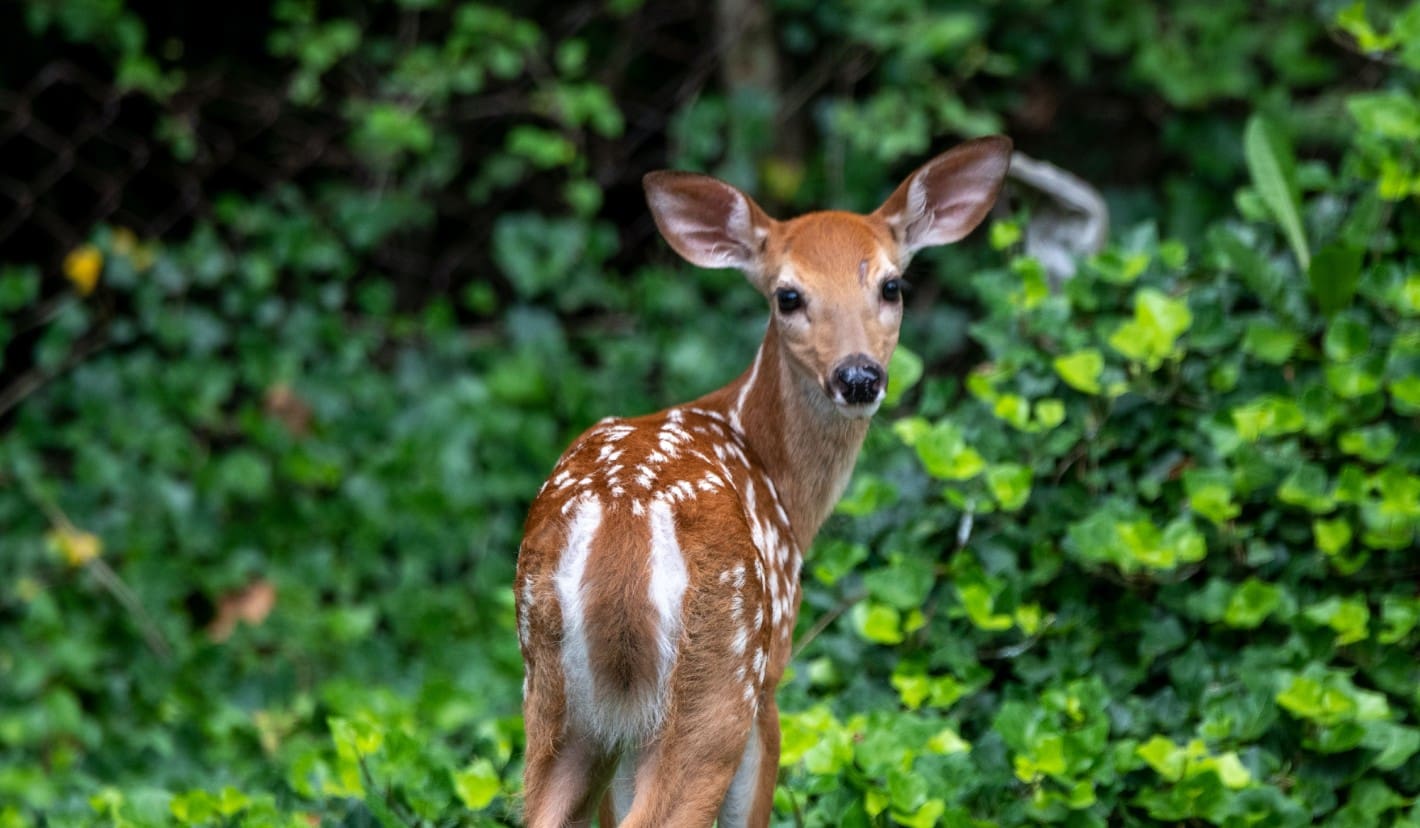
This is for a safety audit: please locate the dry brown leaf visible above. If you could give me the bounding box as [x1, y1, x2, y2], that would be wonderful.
[264, 383, 312, 436]
[207, 578, 277, 642]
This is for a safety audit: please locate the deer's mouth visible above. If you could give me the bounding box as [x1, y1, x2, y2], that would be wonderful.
[827, 387, 885, 419]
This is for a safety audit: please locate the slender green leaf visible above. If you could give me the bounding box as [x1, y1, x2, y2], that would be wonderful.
[1244, 114, 1310, 270]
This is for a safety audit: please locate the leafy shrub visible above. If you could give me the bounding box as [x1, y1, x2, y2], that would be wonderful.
[780, 10, 1420, 822]
[2, 0, 1418, 826]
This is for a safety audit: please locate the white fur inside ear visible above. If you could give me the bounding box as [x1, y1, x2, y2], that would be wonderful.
[901, 176, 937, 256]
[651, 186, 755, 270]
[899, 169, 999, 253]
[882, 138, 1012, 258]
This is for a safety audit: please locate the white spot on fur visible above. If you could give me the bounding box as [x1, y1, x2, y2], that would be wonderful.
[730, 342, 764, 434]
[732, 625, 747, 655]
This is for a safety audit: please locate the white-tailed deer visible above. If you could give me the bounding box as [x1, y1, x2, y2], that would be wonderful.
[515, 136, 1012, 827]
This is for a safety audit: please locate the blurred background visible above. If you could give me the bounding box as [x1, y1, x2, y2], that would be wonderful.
[1, 0, 1418, 825]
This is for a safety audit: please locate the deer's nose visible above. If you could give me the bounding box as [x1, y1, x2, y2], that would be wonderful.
[831, 355, 885, 404]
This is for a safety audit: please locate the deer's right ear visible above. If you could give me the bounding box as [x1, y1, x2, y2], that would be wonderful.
[644, 171, 774, 278]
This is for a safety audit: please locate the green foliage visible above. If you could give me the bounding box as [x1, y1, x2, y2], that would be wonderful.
[4, 0, 1420, 826]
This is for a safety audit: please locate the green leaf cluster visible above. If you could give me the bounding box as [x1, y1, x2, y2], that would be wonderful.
[3, 0, 1420, 826]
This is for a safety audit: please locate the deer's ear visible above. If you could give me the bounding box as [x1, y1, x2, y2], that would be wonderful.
[644, 171, 775, 277]
[874, 135, 1013, 259]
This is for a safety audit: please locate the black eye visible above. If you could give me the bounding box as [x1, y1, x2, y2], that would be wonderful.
[776, 288, 803, 313]
[881, 278, 903, 302]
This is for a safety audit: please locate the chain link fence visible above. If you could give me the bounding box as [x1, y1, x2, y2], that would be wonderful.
[0, 60, 353, 275]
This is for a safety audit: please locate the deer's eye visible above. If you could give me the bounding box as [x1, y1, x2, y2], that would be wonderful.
[776, 288, 804, 313]
[881, 278, 903, 302]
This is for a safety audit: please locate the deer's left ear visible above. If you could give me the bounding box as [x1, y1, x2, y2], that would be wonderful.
[874, 135, 1013, 260]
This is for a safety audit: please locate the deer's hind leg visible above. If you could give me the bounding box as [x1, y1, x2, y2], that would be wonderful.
[520, 630, 619, 828]
[616, 540, 771, 827]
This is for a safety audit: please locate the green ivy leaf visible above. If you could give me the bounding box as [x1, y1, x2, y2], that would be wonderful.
[986, 463, 1033, 511]
[1224, 579, 1283, 629]
[1390, 375, 1420, 413]
[1338, 424, 1398, 463]
[1278, 464, 1336, 514]
[835, 474, 899, 517]
[1241, 318, 1299, 364]
[884, 346, 924, 406]
[1303, 596, 1371, 645]
[1033, 398, 1066, 430]
[1053, 348, 1104, 394]
[957, 583, 1014, 631]
[1231, 395, 1305, 440]
[1136, 736, 1185, 781]
[990, 220, 1022, 250]
[1313, 517, 1353, 554]
[1185, 469, 1241, 525]
[1347, 90, 1420, 140]
[1325, 360, 1384, 398]
[1109, 288, 1192, 369]
[1308, 244, 1363, 315]
[1362, 723, 1420, 771]
[1379, 596, 1420, 644]
[1324, 314, 1372, 362]
[853, 601, 905, 644]
[911, 420, 986, 480]
[450, 759, 501, 810]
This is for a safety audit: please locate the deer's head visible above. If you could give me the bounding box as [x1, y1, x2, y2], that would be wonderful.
[645, 136, 1012, 419]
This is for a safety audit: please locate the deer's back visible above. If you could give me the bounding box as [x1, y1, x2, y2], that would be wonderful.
[515, 406, 801, 745]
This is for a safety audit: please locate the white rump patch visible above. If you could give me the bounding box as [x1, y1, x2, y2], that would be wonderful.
[645, 499, 689, 730]
[553, 497, 604, 736]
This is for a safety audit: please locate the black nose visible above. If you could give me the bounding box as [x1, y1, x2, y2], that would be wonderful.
[832, 356, 885, 404]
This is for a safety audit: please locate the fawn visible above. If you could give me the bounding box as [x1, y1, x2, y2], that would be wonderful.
[515, 135, 1013, 827]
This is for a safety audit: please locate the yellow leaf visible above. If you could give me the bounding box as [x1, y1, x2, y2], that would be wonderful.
[63, 244, 103, 296]
[46, 527, 102, 567]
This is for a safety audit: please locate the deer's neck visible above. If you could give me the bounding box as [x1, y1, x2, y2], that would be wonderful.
[697, 324, 870, 550]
